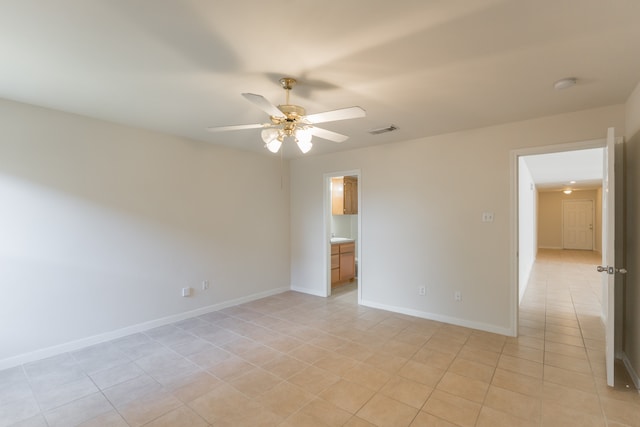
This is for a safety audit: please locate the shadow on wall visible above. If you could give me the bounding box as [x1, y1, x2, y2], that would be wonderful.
[624, 128, 640, 387]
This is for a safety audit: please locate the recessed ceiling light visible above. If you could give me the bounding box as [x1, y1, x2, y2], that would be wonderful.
[569, 180, 576, 184]
[553, 77, 578, 90]
[563, 189, 573, 194]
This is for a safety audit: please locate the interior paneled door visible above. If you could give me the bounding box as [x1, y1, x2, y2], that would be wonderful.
[600, 127, 617, 387]
[562, 200, 593, 250]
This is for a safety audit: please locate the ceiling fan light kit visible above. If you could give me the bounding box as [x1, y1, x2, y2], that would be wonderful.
[261, 128, 281, 153]
[207, 77, 365, 154]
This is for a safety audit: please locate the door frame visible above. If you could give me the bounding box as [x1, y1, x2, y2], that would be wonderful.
[323, 169, 362, 302]
[561, 199, 595, 250]
[510, 138, 605, 336]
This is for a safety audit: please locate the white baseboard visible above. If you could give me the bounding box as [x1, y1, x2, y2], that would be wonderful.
[538, 246, 563, 250]
[360, 299, 515, 337]
[621, 352, 640, 391]
[290, 286, 327, 297]
[0, 287, 289, 371]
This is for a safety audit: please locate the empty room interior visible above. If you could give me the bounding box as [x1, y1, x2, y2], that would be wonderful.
[2, 1, 640, 426]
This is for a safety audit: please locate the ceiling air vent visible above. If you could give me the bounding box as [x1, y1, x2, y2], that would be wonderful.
[368, 125, 397, 135]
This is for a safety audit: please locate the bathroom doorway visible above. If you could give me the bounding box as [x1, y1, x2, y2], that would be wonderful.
[324, 170, 361, 302]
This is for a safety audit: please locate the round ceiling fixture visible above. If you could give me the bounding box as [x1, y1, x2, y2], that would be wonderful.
[553, 77, 578, 90]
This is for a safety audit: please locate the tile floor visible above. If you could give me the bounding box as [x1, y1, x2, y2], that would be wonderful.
[1, 249, 639, 426]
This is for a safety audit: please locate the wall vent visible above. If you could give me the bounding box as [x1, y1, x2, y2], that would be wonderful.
[368, 125, 398, 135]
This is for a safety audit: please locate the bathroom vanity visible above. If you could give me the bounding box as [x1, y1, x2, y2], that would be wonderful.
[330, 238, 356, 286]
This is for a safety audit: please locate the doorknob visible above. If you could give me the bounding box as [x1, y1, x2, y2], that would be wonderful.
[597, 266, 628, 274]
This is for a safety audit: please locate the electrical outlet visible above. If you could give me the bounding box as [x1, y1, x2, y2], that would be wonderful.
[202, 280, 209, 290]
[482, 212, 494, 222]
[418, 286, 426, 296]
[455, 291, 461, 301]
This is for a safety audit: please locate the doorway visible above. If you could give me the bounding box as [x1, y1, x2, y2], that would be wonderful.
[511, 139, 605, 333]
[514, 130, 633, 388]
[324, 170, 361, 301]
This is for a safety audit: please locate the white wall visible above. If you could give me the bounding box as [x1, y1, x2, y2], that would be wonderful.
[624, 82, 640, 387]
[0, 98, 290, 368]
[290, 105, 625, 336]
[518, 158, 536, 304]
[331, 215, 357, 240]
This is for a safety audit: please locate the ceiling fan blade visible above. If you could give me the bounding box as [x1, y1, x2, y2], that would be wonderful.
[207, 123, 267, 132]
[242, 93, 284, 117]
[305, 106, 366, 124]
[308, 126, 349, 143]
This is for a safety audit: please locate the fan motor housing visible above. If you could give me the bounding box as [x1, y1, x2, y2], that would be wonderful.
[274, 104, 306, 122]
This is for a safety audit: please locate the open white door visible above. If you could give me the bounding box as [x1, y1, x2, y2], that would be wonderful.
[599, 127, 620, 387]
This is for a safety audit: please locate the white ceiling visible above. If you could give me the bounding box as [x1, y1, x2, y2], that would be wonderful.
[523, 148, 603, 191]
[1, 0, 639, 158]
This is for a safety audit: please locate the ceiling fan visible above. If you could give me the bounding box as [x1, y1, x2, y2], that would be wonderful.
[207, 77, 366, 154]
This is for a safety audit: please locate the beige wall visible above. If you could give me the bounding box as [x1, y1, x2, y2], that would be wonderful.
[537, 189, 602, 252]
[290, 104, 625, 336]
[0, 98, 291, 367]
[624, 82, 640, 386]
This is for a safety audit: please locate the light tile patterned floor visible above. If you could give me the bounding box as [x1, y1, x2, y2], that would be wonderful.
[1, 249, 639, 426]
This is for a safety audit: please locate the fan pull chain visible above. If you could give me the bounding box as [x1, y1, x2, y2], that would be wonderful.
[280, 143, 284, 190]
